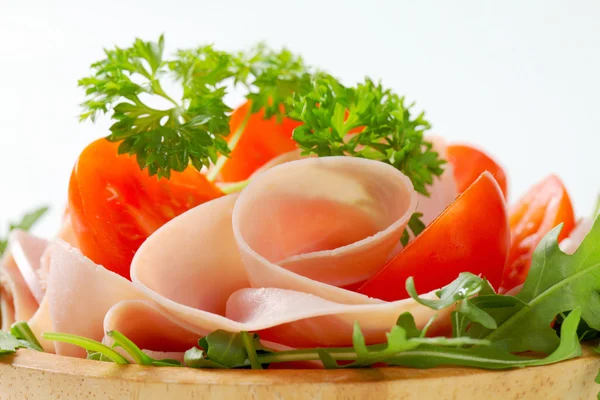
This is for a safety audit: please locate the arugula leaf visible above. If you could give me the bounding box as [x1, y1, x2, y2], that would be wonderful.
[389, 307, 582, 369]
[198, 330, 249, 368]
[407, 272, 490, 310]
[0, 331, 33, 355]
[10, 322, 43, 352]
[288, 75, 445, 197]
[479, 218, 600, 353]
[0, 206, 48, 258]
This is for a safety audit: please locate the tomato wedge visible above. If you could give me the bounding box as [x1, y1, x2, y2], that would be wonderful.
[218, 101, 302, 182]
[447, 144, 508, 198]
[357, 172, 509, 301]
[499, 175, 575, 293]
[69, 139, 223, 279]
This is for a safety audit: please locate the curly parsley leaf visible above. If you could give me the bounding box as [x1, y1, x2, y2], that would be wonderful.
[237, 43, 314, 121]
[289, 75, 445, 197]
[0, 206, 48, 258]
[79, 35, 232, 179]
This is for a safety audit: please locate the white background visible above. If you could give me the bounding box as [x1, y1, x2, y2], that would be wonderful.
[1, 0, 599, 236]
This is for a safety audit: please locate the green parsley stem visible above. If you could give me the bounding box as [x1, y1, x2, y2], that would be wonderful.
[206, 108, 253, 181]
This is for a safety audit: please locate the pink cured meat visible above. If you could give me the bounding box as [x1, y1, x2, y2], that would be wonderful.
[3, 156, 454, 357]
[0, 231, 46, 330]
[39, 241, 151, 357]
[130, 157, 449, 349]
[7, 230, 48, 302]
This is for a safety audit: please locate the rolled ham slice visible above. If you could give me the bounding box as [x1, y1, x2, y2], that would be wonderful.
[128, 157, 446, 349]
[2, 156, 452, 359]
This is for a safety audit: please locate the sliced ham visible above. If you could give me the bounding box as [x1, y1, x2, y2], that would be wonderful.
[2, 156, 455, 360]
[7, 230, 48, 302]
[0, 247, 39, 331]
[128, 157, 445, 349]
[102, 300, 201, 352]
[132, 194, 248, 316]
[41, 240, 151, 357]
[232, 156, 417, 299]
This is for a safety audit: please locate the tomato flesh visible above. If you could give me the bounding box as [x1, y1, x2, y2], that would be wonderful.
[499, 175, 575, 292]
[357, 172, 509, 301]
[218, 101, 302, 182]
[68, 139, 223, 279]
[447, 144, 508, 198]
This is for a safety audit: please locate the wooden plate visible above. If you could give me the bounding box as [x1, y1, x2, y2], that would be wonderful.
[0, 348, 598, 399]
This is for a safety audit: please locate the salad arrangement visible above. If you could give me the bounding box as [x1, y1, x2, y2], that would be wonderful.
[0, 35, 599, 394]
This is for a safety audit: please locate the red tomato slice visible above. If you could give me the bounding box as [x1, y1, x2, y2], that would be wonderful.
[447, 144, 508, 198]
[218, 101, 302, 182]
[357, 172, 509, 301]
[69, 139, 223, 279]
[499, 175, 575, 293]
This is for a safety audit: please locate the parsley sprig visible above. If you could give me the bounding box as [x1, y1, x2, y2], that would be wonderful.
[288, 75, 445, 197]
[79, 35, 232, 179]
[79, 36, 314, 179]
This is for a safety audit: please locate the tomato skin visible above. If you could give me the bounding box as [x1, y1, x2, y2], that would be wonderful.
[357, 172, 509, 301]
[218, 101, 302, 182]
[447, 144, 508, 198]
[499, 175, 575, 293]
[68, 139, 223, 279]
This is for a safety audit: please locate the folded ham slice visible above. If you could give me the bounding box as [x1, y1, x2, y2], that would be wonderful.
[7, 230, 48, 302]
[0, 231, 46, 330]
[2, 156, 454, 359]
[128, 156, 446, 349]
[36, 241, 151, 357]
[0, 253, 38, 331]
[232, 156, 417, 298]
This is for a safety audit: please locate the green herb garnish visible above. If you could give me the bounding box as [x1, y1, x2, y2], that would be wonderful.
[288, 74, 445, 197]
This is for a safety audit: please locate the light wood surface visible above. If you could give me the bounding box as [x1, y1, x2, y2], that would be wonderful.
[0, 348, 598, 399]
